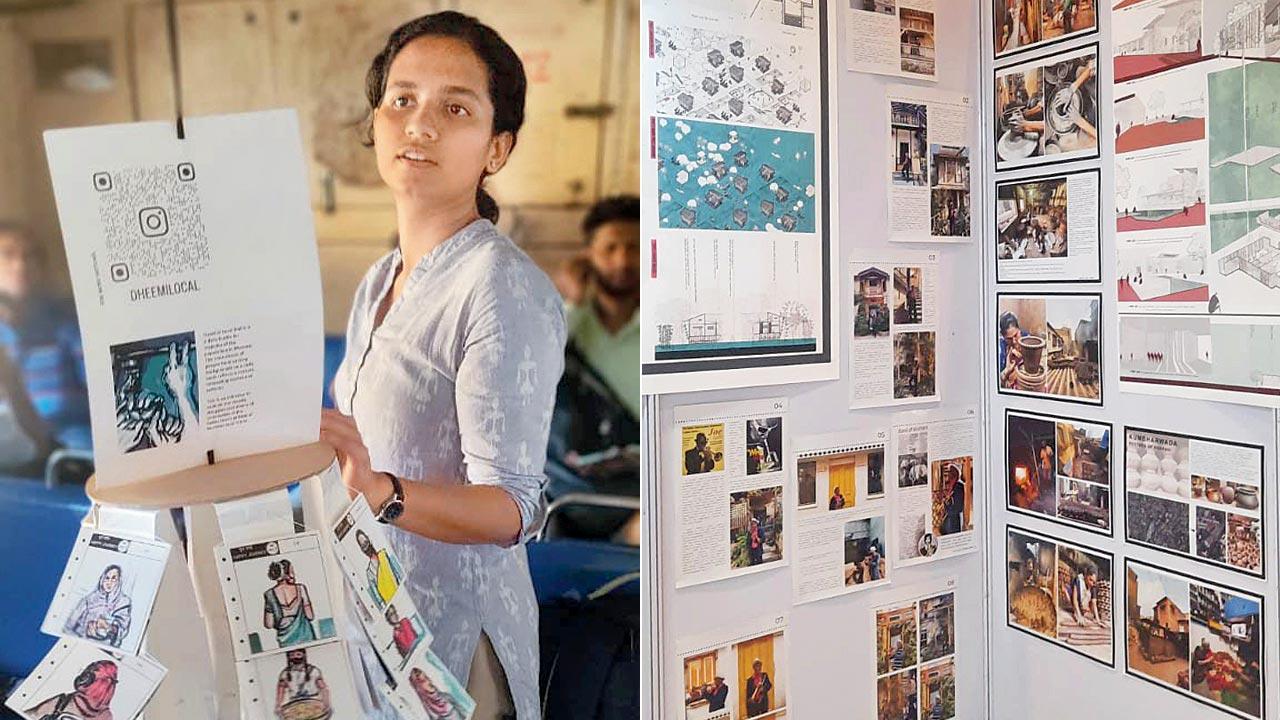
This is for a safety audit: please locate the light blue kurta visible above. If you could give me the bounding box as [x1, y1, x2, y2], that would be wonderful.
[332, 219, 566, 719]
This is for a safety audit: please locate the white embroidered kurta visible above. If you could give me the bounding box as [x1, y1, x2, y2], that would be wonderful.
[333, 219, 566, 719]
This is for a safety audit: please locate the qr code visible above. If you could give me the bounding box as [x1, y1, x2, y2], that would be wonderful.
[95, 164, 210, 281]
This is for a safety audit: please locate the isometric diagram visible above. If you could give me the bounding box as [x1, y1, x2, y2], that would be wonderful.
[656, 116, 817, 233]
[652, 22, 815, 129]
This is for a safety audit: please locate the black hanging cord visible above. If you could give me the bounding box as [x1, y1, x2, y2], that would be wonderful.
[164, 0, 185, 139]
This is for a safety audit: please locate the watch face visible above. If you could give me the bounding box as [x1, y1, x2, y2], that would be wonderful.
[382, 500, 405, 522]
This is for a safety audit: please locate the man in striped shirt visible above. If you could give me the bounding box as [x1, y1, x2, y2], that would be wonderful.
[0, 222, 89, 471]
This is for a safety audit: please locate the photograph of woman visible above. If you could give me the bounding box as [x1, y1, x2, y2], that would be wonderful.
[410, 666, 467, 720]
[320, 11, 566, 718]
[63, 565, 131, 649]
[263, 559, 317, 648]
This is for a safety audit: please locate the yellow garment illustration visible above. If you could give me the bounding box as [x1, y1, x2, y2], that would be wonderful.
[375, 550, 399, 602]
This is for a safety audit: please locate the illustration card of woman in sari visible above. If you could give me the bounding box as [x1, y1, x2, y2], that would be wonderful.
[216, 532, 338, 660]
[41, 527, 171, 657]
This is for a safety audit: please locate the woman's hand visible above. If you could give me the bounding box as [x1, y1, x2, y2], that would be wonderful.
[320, 409, 386, 501]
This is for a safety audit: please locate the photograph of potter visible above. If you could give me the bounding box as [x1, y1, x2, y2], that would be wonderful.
[994, 44, 1100, 171]
[1005, 409, 1112, 534]
[996, 293, 1102, 404]
[1124, 426, 1265, 578]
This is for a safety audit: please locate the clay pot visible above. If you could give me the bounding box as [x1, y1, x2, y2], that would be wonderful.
[1235, 486, 1259, 510]
[1018, 335, 1045, 373]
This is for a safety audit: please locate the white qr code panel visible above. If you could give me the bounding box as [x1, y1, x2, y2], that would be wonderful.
[95, 164, 211, 281]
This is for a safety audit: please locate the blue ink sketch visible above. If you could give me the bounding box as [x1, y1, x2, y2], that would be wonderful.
[657, 116, 817, 233]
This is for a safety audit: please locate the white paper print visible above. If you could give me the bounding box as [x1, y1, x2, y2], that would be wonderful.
[892, 409, 979, 568]
[850, 252, 941, 409]
[215, 531, 339, 661]
[676, 614, 788, 720]
[214, 488, 296, 546]
[641, 0, 840, 393]
[996, 292, 1103, 405]
[846, 0, 937, 81]
[235, 639, 362, 720]
[870, 578, 958, 720]
[43, 110, 323, 487]
[41, 527, 171, 657]
[994, 44, 1100, 172]
[382, 642, 477, 720]
[1124, 426, 1265, 578]
[673, 397, 789, 588]
[1112, 51, 1280, 406]
[4, 639, 166, 720]
[329, 495, 431, 671]
[887, 86, 973, 243]
[793, 428, 892, 605]
[651, 18, 815, 130]
[1006, 526, 1115, 666]
[1005, 410, 1113, 535]
[993, 0, 1097, 60]
[995, 168, 1101, 283]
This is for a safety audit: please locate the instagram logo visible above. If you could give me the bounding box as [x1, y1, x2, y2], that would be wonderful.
[138, 207, 169, 238]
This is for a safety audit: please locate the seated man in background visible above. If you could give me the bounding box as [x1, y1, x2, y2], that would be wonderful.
[0, 222, 89, 472]
[546, 196, 641, 542]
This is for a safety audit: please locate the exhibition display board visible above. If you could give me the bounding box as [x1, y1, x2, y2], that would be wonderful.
[642, 1, 985, 718]
[643, 1, 1280, 719]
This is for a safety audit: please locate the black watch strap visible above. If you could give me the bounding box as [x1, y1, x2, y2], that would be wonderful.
[375, 473, 405, 523]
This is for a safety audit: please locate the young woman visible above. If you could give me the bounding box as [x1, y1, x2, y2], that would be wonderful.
[320, 11, 565, 718]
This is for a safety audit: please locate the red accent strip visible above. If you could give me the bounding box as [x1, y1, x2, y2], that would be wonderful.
[648, 21, 655, 58]
[650, 117, 657, 159]
[650, 238, 658, 278]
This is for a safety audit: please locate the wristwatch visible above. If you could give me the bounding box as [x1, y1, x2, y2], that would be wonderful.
[374, 472, 405, 524]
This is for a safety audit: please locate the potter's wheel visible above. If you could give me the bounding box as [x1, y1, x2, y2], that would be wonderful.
[998, 130, 1038, 160]
[1016, 365, 1047, 391]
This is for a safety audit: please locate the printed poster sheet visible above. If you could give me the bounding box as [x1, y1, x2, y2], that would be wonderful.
[1005, 409, 1113, 535]
[40, 526, 171, 657]
[1111, 18, 1280, 406]
[641, 0, 840, 393]
[3, 639, 167, 720]
[892, 408, 979, 568]
[1124, 425, 1265, 579]
[1005, 525, 1115, 667]
[992, 0, 1097, 60]
[996, 292, 1103, 405]
[43, 110, 323, 487]
[1124, 558, 1264, 720]
[673, 397, 789, 588]
[995, 168, 1102, 283]
[994, 43, 1100, 172]
[792, 427, 891, 605]
[845, 0, 937, 81]
[870, 578, 958, 720]
[887, 86, 974, 243]
[677, 614, 787, 720]
[850, 253, 941, 409]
